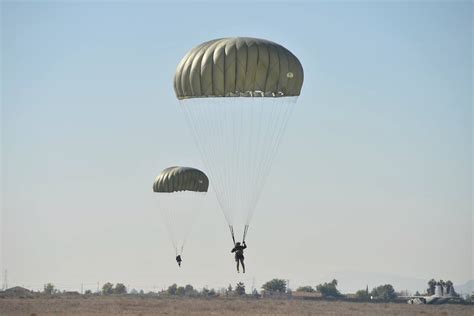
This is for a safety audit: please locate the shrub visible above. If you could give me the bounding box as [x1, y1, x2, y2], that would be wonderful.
[167, 283, 177, 295]
[370, 284, 396, 301]
[235, 282, 246, 296]
[262, 279, 286, 293]
[355, 289, 370, 300]
[176, 286, 185, 296]
[316, 279, 342, 298]
[296, 286, 314, 293]
[102, 282, 114, 295]
[185, 284, 197, 296]
[43, 283, 56, 295]
[114, 283, 127, 294]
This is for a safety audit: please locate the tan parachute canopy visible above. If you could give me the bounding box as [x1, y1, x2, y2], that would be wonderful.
[153, 166, 209, 193]
[174, 37, 304, 99]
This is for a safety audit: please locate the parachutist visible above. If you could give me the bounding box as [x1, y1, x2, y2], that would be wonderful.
[231, 241, 247, 273]
[175, 39, 302, 269]
[154, 167, 208, 270]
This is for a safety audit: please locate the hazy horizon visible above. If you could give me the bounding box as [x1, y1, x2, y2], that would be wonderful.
[1, 1, 472, 294]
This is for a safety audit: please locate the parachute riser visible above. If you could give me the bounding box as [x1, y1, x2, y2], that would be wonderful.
[229, 224, 249, 244]
[229, 225, 236, 245]
[243, 224, 249, 243]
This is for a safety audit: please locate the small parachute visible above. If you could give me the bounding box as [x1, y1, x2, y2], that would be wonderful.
[174, 37, 304, 244]
[153, 166, 209, 259]
[153, 166, 209, 193]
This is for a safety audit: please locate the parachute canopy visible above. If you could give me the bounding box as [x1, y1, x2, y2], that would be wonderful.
[174, 37, 304, 99]
[153, 166, 209, 193]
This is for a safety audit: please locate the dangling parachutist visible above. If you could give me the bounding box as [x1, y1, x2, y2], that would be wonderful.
[231, 241, 247, 273]
[153, 167, 208, 270]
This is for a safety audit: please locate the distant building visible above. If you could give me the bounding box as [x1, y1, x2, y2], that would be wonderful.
[3, 286, 33, 298]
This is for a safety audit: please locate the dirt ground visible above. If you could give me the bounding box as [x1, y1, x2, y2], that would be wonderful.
[0, 296, 472, 316]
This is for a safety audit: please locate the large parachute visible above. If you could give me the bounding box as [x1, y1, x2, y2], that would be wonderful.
[153, 166, 209, 257]
[175, 37, 303, 244]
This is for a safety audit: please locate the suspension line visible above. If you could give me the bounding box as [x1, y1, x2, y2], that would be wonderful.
[229, 225, 236, 245]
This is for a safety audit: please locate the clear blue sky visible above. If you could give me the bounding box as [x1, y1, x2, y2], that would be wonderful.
[1, 1, 472, 293]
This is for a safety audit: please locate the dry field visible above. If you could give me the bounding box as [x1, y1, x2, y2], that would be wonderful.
[1, 297, 473, 316]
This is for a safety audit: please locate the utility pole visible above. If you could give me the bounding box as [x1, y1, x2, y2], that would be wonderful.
[286, 279, 290, 292]
[81, 283, 83, 294]
[3, 270, 7, 290]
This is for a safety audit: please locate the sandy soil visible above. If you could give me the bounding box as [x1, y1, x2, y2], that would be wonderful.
[0, 296, 472, 316]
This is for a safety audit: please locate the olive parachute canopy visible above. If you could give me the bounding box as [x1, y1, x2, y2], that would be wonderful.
[174, 37, 304, 99]
[153, 166, 209, 193]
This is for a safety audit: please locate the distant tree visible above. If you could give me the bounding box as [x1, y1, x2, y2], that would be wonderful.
[296, 286, 314, 293]
[185, 284, 195, 296]
[208, 288, 216, 296]
[114, 283, 127, 294]
[262, 279, 287, 293]
[43, 283, 56, 295]
[445, 280, 453, 293]
[167, 283, 177, 295]
[355, 289, 370, 300]
[438, 280, 446, 295]
[252, 288, 260, 298]
[176, 286, 185, 296]
[226, 284, 233, 296]
[201, 287, 210, 296]
[139, 289, 144, 295]
[415, 291, 421, 296]
[129, 289, 138, 295]
[445, 280, 453, 294]
[464, 293, 473, 303]
[235, 282, 246, 296]
[370, 284, 396, 301]
[427, 279, 437, 295]
[102, 282, 114, 295]
[316, 279, 341, 298]
[84, 289, 92, 295]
